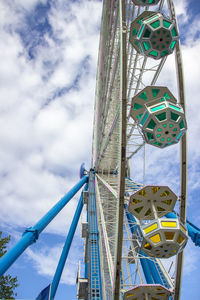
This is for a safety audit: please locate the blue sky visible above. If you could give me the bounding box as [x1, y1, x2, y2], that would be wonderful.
[0, 0, 200, 299]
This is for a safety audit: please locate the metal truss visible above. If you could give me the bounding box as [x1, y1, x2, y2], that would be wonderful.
[91, 0, 187, 299]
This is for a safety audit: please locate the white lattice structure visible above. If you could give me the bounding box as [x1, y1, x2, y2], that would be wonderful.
[91, 0, 187, 299]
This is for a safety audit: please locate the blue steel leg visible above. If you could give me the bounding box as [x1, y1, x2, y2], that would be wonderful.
[146, 257, 164, 285]
[0, 175, 88, 277]
[50, 190, 85, 299]
[140, 254, 154, 284]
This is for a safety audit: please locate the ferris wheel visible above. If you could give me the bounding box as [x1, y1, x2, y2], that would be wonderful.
[0, 1, 200, 300]
[84, 0, 188, 299]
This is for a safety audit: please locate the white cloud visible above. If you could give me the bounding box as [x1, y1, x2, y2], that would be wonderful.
[15, 0, 47, 11]
[26, 241, 83, 285]
[173, 0, 189, 23]
[0, 0, 101, 237]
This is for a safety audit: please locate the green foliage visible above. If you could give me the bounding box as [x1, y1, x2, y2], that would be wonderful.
[0, 232, 19, 299]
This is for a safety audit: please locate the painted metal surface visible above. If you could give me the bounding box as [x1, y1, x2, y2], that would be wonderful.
[112, 0, 127, 298]
[80, 163, 87, 178]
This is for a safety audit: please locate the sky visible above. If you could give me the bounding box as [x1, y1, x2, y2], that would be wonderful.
[0, 0, 200, 299]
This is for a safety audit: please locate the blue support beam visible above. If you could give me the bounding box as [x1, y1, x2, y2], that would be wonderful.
[145, 257, 168, 286]
[88, 171, 102, 299]
[0, 175, 88, 277]
[140, 257, 154, 284]
[50, 188, 86, 299]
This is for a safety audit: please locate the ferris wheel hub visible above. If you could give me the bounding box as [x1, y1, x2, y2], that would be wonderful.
[79, 163, 87, 179]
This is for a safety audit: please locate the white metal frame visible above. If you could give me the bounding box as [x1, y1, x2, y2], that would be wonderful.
[91, 0, 187, 299]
